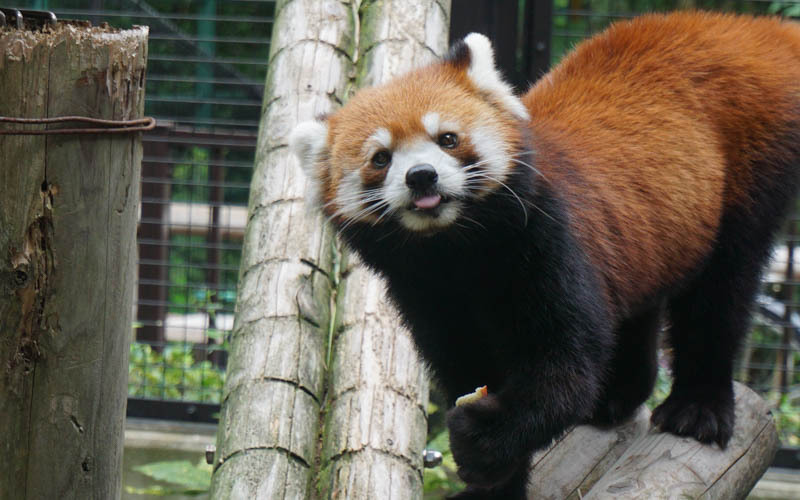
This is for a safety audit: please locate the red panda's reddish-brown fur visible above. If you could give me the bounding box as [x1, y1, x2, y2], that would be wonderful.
[525, 11, 800, 315]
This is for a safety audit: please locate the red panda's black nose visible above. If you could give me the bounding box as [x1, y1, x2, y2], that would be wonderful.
[406, 164, 438, 191]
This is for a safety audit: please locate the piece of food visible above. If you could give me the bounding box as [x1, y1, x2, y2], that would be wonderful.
[455, 386, 488, 407]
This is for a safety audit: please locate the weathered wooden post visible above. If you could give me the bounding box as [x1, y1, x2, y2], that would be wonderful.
[0, 21, 147, 498]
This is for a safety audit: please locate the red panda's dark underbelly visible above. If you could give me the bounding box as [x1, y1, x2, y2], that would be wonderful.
[523, 12, 800, 317]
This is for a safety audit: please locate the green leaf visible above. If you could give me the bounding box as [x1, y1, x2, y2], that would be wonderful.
[784, 3, 800, 17]
[133, 460, 211, 490]
[124, 484, 208, 496]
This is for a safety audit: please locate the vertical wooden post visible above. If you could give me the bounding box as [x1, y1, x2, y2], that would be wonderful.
[316, 1, 450, 498]
[0, 23, 147, 499]
[209, 1, 353, 497]
[138, 139, 170, 345]
[211, 1, 451, 498]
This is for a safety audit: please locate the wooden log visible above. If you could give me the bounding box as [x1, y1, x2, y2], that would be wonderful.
[581, 383, 778, 500]
[526, 406, 651, 499]
[316, 2, 451, 499]
[524, 383, 778, 499]
[0, 22, 147, 499]
[208, 0, 353, 497]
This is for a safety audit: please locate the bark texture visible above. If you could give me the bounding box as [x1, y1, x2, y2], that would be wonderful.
[525, 383, 779, 500]
[210, 1, 450, 499]
[317, 1, 450, 499]
[581, 383, 778, 500]
[526, 406, 651, 499]
[0, 23, 146, 499]
[209, 1, 352, 498]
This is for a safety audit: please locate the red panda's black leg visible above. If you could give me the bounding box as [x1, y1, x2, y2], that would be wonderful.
[446, 463, 530, 500]
[445, 330, 609, 495]
[588, 305, 662, 428]
[654, 211, 785, 447]
[652, 270, 750, 447]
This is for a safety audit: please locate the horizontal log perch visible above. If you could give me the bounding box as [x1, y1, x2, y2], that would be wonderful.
[526, 406, 651, 499]
[525, 383, 778, 500]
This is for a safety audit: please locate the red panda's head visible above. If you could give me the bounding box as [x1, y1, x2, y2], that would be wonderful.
[290, 34, 529, 234]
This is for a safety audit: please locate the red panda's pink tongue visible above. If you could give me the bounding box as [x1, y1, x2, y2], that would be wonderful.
[413, 194, 442, 210]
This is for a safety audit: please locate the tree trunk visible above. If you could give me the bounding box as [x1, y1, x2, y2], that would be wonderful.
[210, 1, 451, 498]
[209, 1, 354, 497]
[316, 1, 450, 499]
[0, 23, 147, 499]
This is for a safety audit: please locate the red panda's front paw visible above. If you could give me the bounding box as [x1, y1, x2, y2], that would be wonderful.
[651, 388, 735, 448]
[446, 394, 525, 489]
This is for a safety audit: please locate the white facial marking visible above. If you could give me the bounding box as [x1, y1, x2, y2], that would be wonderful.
[422, 112, 462, 140]
[336, 169, 374, 222]
[469, 125, 511, 183]
[422, 113, 440, 137]
[463, 33, 530, 121]
[364, 127, 392, 153]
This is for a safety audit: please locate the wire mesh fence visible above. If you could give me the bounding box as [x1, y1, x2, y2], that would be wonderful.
[127, 0, 271, 410]
[550, 0, 794, 64]
[6, 1, 798, 443]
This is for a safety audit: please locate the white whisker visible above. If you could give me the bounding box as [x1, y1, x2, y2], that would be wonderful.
[509, 158, 545, 179]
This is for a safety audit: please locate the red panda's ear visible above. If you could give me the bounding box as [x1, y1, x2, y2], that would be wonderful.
[290, 120, 329, 204]
[448, 33, 529, 122]
[290, 120, 328, 176]
[444, 38, 472, 70]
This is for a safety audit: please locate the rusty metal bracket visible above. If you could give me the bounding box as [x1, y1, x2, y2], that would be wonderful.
[0, 8, 57, 29]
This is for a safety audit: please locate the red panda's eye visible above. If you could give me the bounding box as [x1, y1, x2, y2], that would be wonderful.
[438, 133, 458, 149]
[371, 150, 392, 169]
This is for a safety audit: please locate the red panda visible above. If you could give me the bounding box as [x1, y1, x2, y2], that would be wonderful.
[291, 11, 800, 499]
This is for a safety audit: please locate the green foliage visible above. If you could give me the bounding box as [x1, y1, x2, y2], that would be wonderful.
[125, 459, 211, 496]
[773, 393, 800, 446]
[128, 343, 225, 404]
[171, 147, 211, 203]
[423, 386, 465, 498]
[423, 432, 464, 499]
[768, 1, 800, 17]
[742, 304, 800, 445]
[167, 239, 239, 315]
[646, 366, 672, 410]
